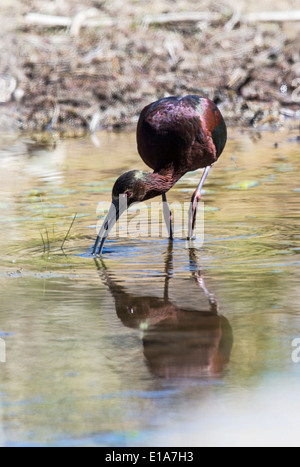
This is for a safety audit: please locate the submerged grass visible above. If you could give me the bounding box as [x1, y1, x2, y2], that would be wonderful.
[37, 192, 78, 252]
[38, 214, 78, 253]
[61, 213, 77, 251]
[39, 228, 47, 253]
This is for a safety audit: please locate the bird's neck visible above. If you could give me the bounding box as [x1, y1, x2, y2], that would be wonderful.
[143, 167, 184, 200]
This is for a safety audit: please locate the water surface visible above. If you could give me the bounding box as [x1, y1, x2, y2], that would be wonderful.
[0, 128, 299, 447]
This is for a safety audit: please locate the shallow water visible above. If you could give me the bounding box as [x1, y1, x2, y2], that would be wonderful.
[0, 127, 299, 447]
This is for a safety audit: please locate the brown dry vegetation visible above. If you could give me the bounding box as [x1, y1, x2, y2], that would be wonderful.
[0, 0, 299, 135]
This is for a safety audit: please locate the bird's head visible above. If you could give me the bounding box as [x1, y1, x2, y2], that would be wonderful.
[92, 170, 150, 256]
[112, 170, 149, 205]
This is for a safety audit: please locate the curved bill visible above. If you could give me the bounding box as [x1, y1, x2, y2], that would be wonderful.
[92, 196, 127, 256]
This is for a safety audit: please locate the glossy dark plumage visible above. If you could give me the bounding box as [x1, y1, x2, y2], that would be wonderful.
[136, 95, 227, 176]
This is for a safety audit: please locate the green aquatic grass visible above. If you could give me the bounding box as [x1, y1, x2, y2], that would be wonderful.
[61, 213, 77, 250]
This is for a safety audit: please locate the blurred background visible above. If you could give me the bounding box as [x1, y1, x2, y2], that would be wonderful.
[0, 0, 299, 134]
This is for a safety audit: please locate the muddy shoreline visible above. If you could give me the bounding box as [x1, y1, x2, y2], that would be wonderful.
[0, 1, 299, 136]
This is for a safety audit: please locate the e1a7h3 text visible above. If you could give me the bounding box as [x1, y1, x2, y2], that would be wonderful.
[105, 451, 194, 464]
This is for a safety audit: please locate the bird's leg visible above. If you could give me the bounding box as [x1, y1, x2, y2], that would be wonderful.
[188, 165, 212, 239]
[162, 193, 174, 240]
[163, 239, 174, 301]
[194, 270, 219, 314]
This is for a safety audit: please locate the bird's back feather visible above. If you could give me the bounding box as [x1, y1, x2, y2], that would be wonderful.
[136, 95, 227, 174]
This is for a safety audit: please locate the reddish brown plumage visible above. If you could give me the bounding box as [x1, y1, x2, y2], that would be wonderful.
[137, 95, 227, 177]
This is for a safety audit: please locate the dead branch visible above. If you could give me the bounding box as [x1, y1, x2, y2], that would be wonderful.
[24, 12, 114, 30]
[244, 10, 300, 23]
[143, 11, 221, 26]
[23, 10, 300, 34]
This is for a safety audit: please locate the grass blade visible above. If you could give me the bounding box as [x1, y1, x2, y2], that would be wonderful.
[61, 213, 77, 250]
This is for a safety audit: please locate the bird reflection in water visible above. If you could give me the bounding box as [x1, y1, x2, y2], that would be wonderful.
[95, 245, 233, 379]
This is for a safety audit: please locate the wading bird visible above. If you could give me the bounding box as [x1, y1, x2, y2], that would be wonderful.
[92, 95, 227, 255]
